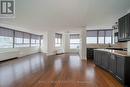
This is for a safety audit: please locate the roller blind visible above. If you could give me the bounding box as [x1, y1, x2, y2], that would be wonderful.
[106, 30, 112, 37]
[31, 34, 40, 39]
[15, 31, 24, 38]
[23, 33, 30, 39]
[0, 27, 13, 37]
[70, 34, 80, 39]
[99, 31, 105, 37]
[87, 31, 98, 37]
[55, 33, 62, 38]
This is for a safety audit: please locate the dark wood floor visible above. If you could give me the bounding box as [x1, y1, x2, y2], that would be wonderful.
[0, 53, 123, 87]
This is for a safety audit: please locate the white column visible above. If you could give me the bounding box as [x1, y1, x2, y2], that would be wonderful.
[47, 31, 56, 55]
[79, 29, 87, 60]
[40, 31, 56, 56]
[63, 32, 70, 53]
[40, 32, 48, 53]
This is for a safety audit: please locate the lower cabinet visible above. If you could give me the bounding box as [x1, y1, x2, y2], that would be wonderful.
[101, 52, 109, 70]
[116, 55, 124, 82]
[94, 50, 102, 65]
[109, 54, 117, 74]
[94, 50, 130, 86]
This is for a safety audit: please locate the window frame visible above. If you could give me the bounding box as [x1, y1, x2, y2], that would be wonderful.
[55, 33, 62, 48]
[86, 29, 113, 44]
[69, 34, 80, 49]
[0, 26, 42, 48]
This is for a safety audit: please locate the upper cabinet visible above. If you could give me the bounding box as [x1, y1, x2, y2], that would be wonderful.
[118, 13, 130, 41]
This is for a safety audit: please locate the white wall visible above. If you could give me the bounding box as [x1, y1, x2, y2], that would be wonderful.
[40, 32, 48, 53]
[41, 31, 64, 56]
[0, 47, 40, 61]
[63, 32, 80, 53]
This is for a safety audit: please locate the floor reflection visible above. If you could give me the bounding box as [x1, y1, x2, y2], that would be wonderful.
[54, 59, 62, 73]
[0, 53, 45, 87]
[85, 67, 95, 80]
[69, 55, 81, 69]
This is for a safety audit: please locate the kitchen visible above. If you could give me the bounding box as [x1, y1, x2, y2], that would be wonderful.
[86, 13, 130, 87]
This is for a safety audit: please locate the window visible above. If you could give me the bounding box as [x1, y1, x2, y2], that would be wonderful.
[105, 30, 112, 44]
[55, 33, 62, 47]
[86, 30, 113, 44]
[98, 31, 105, 44]
[86, 31, 97, 44]
[31, 34, 40, 47]
[23, 33, 30, 47]
[70, 34, 80, 49]
[0, 27, 41, 48]
[0, 27, 13, 48]
[15, 31, 24, 47]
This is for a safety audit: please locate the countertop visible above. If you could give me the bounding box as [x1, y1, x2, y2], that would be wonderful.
[94, 49, 130, 57]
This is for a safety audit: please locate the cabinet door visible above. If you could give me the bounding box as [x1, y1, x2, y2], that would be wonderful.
[124, 14, 129, 39]
[118, 18, 123, 40]
[126, 13, 130, 39]
[118, 16, 125, 41]
[109, 54, 116, 74]
[94, 50, 98, 65]
[116, 56, 124, 82]
[97, 51, 102, 66]
[94, 50, 102, 66]
[101, 52, 109, 69]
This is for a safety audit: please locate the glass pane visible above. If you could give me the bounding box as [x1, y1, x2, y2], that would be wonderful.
[98, 37, 104, 44]
[70, 44, 80, 49]
[105, 37, 111, 44]
[86, 37, 97, 44]
[31, 39, 35, 43]
[36, 40, 39, 43]
[0, 36, 13, 48]
[24, 39, 29, 43]
[70, 39, 80, 43]
[58, 38, 61, 43]
[15, 38, 23, 43]
[55, 38, 57, 43]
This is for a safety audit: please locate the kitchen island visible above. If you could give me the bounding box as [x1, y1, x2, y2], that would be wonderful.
[94, 49, 130, 87]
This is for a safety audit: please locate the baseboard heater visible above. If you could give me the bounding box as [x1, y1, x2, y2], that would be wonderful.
[0, 51, 19, 62]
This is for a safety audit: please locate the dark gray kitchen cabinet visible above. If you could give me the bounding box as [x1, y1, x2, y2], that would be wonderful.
[116, 55, 124, 83]
[118, 13, 130, 41]
[94, 49, 130, 86]
[109, 54, 117, 74]
[94, 50, 102, 65]
[118, 16, 125, 40]
[94, 50, 98, 65]
[101, 52, 110, 69]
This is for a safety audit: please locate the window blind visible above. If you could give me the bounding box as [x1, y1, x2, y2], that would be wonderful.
[55, 33, 62, 38]
[70, 34, 80, 39]
[15, 31, 24, 38]
[87, 31, 98, 37]
[23, 33, 30, 39]
[106, 30, 112, 37]
[99, 31, 105, 37]
[0, 27, 13, 37]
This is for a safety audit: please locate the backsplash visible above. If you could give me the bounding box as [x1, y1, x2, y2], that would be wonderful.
[112, 42, 127, 48]
[87, 42, 127, 48]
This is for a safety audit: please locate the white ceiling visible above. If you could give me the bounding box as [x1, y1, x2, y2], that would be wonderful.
[0, 0, 130, 34]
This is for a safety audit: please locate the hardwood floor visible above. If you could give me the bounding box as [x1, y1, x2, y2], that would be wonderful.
[0, 53, 123, 87]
